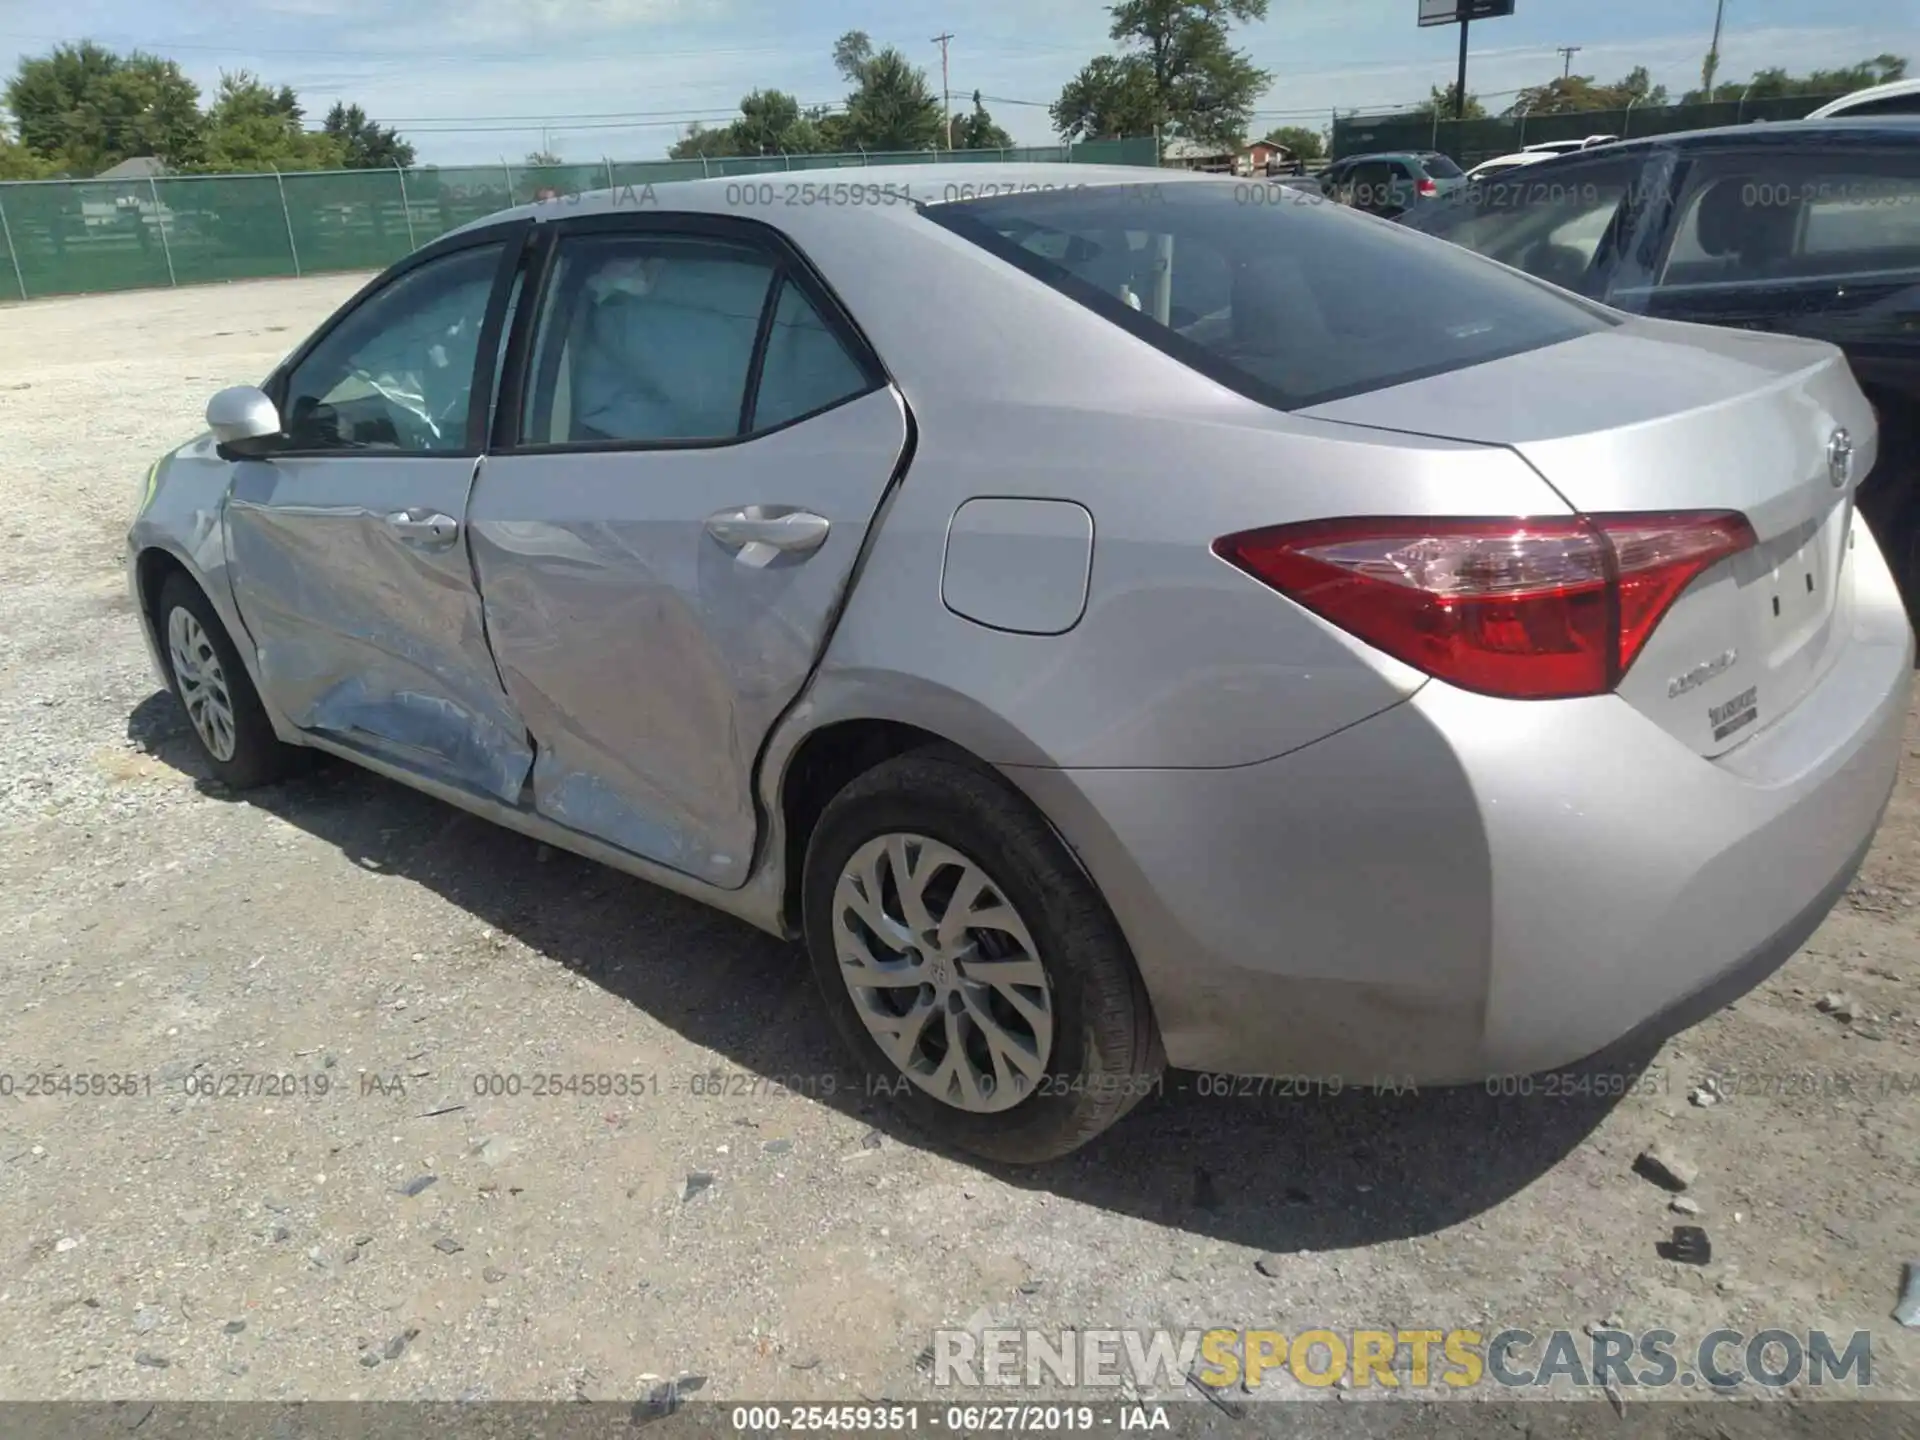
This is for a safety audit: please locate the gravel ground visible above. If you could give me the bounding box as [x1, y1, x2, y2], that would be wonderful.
[1, 275, 1917, 1409]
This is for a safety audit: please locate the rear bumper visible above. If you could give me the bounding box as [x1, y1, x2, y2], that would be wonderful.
[1007, 516, 1913, 1082]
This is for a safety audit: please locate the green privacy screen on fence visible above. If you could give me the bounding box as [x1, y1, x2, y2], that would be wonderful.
[1330, 93, 1846, 165]
[0, 138, 1158, 303]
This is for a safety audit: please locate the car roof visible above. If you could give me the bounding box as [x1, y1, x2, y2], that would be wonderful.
[442, 162, 1215, 241]
[1805, 78, 1920, 117]
[1333, 151, 1442, 164]
[1479, 114, 1920, 171]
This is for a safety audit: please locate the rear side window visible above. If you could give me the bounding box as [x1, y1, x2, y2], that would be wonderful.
[1422, 154, 1466, 179]
[924, 182, 1610, 411]
[751, 278, 872, 431]
[1661, 148, 1920, 286]
[1409, 156, 1638, 291]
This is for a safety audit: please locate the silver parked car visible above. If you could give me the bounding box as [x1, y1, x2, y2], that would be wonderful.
[128, 166, 1912, 1163]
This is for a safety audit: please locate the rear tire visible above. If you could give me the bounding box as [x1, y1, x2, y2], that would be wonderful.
[157, 572, 307, 790]
[802, 747, 1162, 1165]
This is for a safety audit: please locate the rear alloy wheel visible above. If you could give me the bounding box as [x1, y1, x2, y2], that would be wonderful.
[833, 833, 1054, 1113]
[157, 571, 308, 790]
[803, 748, 1162, 1164]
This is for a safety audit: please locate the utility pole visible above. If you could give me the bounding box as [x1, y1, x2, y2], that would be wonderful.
[931, 32, 954, 149]
[1702, 0, 1726, 97]
[1557, 45, 1582, 78]
[1455, 16, 1471, 119]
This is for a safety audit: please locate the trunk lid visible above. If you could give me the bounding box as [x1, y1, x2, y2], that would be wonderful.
[1302, 318, 1879, 756]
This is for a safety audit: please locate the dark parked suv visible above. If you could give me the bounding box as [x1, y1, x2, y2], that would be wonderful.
[1319, 150, 1468, 218]
[1405, 117, 1920, 628]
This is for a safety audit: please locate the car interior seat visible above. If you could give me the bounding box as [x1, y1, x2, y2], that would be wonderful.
[1693, 176, 1803, 280]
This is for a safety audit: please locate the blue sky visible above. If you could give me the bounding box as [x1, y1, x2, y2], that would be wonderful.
[1, 0, 1914, 164]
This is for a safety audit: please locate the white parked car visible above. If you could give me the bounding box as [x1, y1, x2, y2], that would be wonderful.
[1805, 79, 1920, 119]
[1465, 151, 1556, 181]
[1521, 135, 1621, 155]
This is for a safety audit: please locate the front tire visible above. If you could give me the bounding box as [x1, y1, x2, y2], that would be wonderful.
[157, 571, 306, 789]
[802, 748, 1162, 1165]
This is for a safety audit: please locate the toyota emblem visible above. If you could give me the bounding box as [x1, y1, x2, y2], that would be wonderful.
[1827, 428, 1854, 489]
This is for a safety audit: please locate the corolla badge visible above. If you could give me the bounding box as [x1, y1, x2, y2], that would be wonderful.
[1827, 428, 1854, 489]
[1668, 649, 1739, 700]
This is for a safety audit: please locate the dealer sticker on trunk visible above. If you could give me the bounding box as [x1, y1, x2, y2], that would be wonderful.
[1709, 685, 1760, 743]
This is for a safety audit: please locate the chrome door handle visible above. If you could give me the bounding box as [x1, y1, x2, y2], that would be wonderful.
[385, 510, 460, 547]
[704, 506, 831, 568]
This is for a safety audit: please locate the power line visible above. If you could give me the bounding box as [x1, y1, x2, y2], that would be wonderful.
[386, 104, 842, 125]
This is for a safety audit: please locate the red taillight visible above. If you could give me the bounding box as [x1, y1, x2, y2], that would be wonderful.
[1212, 512, 1756, 700]
[1416, 176, 1438, 197]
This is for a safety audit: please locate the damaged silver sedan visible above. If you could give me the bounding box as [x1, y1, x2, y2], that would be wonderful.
[128, 166, 1912, 1162]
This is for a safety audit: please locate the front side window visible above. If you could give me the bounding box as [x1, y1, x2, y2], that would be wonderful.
[1659, 148, 1920, 287]
[520, 233, 777, 445]
[281, 243, 503, 453]
[925, 181, 1611, 411]
[1408, 157, 1639, 292]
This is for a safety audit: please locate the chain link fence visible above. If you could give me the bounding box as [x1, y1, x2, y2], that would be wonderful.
[0, 138, 1159, 302]
[1332, 93, 1847, 168]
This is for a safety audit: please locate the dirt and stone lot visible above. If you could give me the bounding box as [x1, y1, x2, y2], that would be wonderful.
[1, 276, 1917, 1412]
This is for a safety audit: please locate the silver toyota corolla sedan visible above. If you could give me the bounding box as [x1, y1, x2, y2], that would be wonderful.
[127, 165, 1913, 1163]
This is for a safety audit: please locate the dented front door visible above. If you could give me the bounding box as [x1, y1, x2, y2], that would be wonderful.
[227, 452, 533, 800]
[224, 233, 534, 801]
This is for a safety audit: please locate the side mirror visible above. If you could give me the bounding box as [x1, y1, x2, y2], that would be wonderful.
[207, 385, 283, 458]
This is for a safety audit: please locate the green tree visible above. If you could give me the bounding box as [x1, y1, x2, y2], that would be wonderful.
[840, 41, 944, 150]
[0, 116, 61, 178]
[1260, 124, 1323, 160]
[733, 89, 823, 154]
[1051, 53, 1162, 141]
[953, 91, 1015, 150]
[1683, 54, 1906, 104]
[833, 32, 875, 86]
[525, 148, 563, 165]
[323, 102, 415, 168]
[4, 42, 203, 172]
[1507, 66, 1667, 117]
[1418, 83, 1487, 120]
[668, 122, 740, 160]
[196, 71, 344, 172]
[812, 107, 853, 152]
[1053, 0, 1269, 148]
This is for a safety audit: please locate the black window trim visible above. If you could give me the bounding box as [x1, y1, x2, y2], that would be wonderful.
[257, 219, 533, 461]
[490, 210, 891, 457]
[922, 187, 1615, 413]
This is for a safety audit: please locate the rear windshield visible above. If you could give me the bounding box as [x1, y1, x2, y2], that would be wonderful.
[922, 181, 1611, 410]
[1421, 154, 1466, 179]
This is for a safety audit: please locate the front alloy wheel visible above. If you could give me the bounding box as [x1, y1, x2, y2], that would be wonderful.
[154, 570, 308, 790]
[167, 605, 238, 762]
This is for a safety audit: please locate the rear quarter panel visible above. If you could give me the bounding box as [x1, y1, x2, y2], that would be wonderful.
[756, 200, 1573, 771]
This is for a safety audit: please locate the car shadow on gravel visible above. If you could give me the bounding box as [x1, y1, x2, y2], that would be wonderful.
[130, 690, 1654, 1252]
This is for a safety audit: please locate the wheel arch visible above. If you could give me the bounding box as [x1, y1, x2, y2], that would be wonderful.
[131, 539, 300, 744]
[767, 667, 1096, 923]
